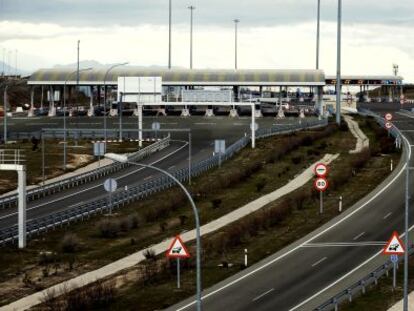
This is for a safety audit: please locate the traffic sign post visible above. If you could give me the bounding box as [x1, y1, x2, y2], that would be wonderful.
[167, 235, 191, 289]
[385, 113, 393, 122]
[385, 122, 393, 131]
[104, 178, 118, 214]
[383, 232, 405, 291]
[152, 122, 161, 139]
[314, 163, 329, 177]
[314, 177, 328, 214]
[391, 254, 398, 290]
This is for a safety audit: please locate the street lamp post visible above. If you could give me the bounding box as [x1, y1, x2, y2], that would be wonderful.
[188, 5, 195, 69]
[105, 153, 202, 311]
[234, 19, 240, 70]
[316, 0, 321, 69]
[63, 68, 92, 170]
[336, 0, 342, 125]
[3, 85, 8, 144]
[103, 62, 129, 144]
[168, 0, 172, 69]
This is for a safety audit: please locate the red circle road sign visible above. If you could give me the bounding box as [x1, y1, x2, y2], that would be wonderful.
[385, 113, 393, 121]
[314, 163, 329, 177]
[314, 177, 329, 192]
[385, 122, 393, 130]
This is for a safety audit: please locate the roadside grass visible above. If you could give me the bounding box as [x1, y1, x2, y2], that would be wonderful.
[0, 139, 146, 194]
[1, 118, 400, 309]
[341, 256, 414, 311]
[0, 124, 348, 305]
[88, 125, 400, 311]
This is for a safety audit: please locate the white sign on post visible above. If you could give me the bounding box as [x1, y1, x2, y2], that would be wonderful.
[152, 122, 161, 131]
[104, 178, 117, 193]
[93, 142, 106, 156]
[214, 140, 226, 154]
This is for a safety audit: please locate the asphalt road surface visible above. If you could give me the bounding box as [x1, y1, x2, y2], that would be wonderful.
[170, 109, 414, 311]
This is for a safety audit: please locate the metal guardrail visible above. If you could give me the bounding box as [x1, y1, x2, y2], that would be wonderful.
[0, 135, 171, 209]
[6, 128, 161, 141]
[0, 119, 328, 246]
[315, 109, 404, 311]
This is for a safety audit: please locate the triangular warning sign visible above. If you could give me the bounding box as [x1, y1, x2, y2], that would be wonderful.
[383, 231, 405, 255]
[166, 235, 191, 259]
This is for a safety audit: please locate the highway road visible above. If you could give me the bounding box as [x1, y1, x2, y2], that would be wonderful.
[0, 116, 310, 232]
[170, 109, 414, 311]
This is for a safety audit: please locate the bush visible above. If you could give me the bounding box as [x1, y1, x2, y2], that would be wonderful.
[211, 198, 222, 209]
[255, 178, 267, 192]
[61, 233, 80, 253]
[291, 156, 303, 165]
[129, 213, 141, 229]
[290, 190, 308, 210]
[179, 215, 188, 226]
[143, 249, 157, 261]
[302, 135, 313, 146]
[97, 219, 121, 238]
[38, 252, 60, 266]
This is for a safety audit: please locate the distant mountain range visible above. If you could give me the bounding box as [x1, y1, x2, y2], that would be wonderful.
[0, 61, 30, 77]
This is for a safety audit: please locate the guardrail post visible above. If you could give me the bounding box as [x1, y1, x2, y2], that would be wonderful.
[347, 289, 352, 303]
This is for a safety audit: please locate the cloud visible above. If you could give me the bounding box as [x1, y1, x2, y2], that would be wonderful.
[0, 0, 413, 27]
[0, 20, 413, 82]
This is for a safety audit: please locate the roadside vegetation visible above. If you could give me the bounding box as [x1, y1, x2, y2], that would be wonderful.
[0, 139, 146, 194]
[0, 117, 401, 310]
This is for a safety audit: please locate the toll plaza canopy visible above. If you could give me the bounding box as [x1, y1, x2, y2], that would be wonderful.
[28, 67, 326, 87]
[325, 75, 403, 86]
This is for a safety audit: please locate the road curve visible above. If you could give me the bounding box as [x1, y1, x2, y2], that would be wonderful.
[170, 110, 414, 311]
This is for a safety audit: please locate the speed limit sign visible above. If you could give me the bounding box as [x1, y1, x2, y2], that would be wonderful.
[314, 177, 328, 192]
[385, 113, 393, 121]
[385, 122, 393, 130]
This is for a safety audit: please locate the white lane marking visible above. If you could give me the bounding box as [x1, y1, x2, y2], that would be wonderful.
[168, 165, 176, 170]
[289, 225, 414, 311]
[353, 232, 365, 241]
[311, 257, 327, 267]
[383, 212, 393, 219]
[143, 175, 153, 181]
[0, 142, 188, 221]
[252, 288, 275, 302]
[302, 242, 385, 248]
[288, 130, 413, 311]
[194, 123, 216, 125]
[176, 131, 409, 311]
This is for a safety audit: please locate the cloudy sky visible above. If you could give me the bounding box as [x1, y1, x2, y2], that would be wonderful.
[0, 0, 413, 81]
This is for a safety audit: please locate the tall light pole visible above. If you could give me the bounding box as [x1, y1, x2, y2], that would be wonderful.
[168, 0, 172, 69]
[2, 48, 5, 77]
[105, 153, 202, 311]
[316, 0, 321, 69]
[3, 85, 8, 143]
[103, 62, 129, 144]
[63, 67, 92, 170]
[188, 5, 195, 69]
[335, 0, 342, 125]
[403, 138, 409, 311]
[234, 19, 240, 70]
